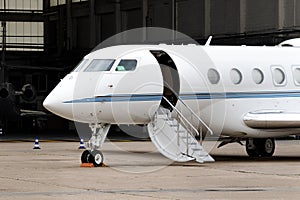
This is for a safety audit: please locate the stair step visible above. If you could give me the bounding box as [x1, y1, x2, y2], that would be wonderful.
[180, 137, 189, 139]
[180, 136, 194, 140]
[157, 115, 169, 119]
[169, 124, 178, 127]
[163, 118, 175, 121]
[192, 148, 203, 152]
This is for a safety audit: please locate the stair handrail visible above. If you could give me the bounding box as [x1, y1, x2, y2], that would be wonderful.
[161, 96, 201, 139]
[176, 97, 213, 136]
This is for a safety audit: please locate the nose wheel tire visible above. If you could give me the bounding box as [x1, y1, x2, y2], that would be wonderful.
[81, 150, 104, 167]
[81, 150, 92, 163]
[90, 150, 104, 167]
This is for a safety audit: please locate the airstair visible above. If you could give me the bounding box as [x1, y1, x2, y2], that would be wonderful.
[147, 97, 214, 163]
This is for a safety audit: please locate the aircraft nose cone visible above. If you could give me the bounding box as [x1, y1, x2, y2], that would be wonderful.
[43, 94, 56, 113]
[43, 92, 61, 114]
[43, 90, 74, 121]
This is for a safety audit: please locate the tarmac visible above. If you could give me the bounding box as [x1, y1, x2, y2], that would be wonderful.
[0, 139, 299, 199]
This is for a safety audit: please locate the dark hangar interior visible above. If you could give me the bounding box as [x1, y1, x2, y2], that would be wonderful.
[0, 0, 299, 136]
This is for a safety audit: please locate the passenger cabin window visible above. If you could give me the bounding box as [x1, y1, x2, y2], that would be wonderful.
[207, 68, 220, 84]
[73, 59, 89, 72]
[230, 68, 242, 84]
[252, 68, 264, 84]
[271, 66, 286, 86]
[292, 66, 300, 85]
[84, 59, 115, 72]
[115, 60, 137, 71]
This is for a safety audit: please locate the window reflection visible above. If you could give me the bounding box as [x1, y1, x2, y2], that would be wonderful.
[84, 59, 115, 72]
[115, 60, 137, 71]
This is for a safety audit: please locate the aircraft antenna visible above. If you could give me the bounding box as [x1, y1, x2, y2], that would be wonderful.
[205, 36, 212, 46]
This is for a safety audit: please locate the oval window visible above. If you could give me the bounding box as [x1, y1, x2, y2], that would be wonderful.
[273, 68, 285, 85]
[252, 68, 264, 84]
[230, 68, 242, 84]
[207, 68, 220, 84]
[293, 67, 300, 85]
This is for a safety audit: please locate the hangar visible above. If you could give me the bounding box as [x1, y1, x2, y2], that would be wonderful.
[0, 0, 299, 133]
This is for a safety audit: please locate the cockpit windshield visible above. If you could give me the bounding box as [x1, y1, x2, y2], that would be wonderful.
[84, 59, 115, 72]
[73, 59, 89, 72]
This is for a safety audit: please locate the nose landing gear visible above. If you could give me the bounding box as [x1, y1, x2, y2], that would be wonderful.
[80, 123, 110, 167]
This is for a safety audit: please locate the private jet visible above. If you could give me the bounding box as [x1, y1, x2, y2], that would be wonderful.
[43, 38, 300, 166]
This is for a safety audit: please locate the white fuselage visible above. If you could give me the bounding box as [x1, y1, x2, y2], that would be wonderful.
[43, 44, 300, 139]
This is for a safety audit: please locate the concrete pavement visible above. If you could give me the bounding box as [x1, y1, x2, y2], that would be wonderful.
[0, 140, 299, 199]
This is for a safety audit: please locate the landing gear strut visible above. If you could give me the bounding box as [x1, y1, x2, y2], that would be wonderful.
[80, 123, 110, 167]
[246, 138, 275, 157]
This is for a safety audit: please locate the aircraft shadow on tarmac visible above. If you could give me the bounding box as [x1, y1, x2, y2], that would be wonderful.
[212, 154, 300, 162]
[102, 149, 300, 167]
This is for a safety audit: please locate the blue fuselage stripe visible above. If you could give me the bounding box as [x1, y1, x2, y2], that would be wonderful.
[63, 94, 163, 103]
[181, 91, 300, 100]
[63, 91, 300, 104]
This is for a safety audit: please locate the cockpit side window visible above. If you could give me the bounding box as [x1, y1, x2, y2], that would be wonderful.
[84, 59, 115, 72]
[115, 59, 137, 71]
[73, 59, 89, 72]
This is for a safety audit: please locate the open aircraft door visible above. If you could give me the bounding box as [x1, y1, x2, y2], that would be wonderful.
[150, 50, 180, 109]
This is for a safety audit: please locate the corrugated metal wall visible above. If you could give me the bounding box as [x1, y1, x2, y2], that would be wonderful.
[42, 0, 300, 53]
[245, 0, 278, 32]
[210, 0, 240, 35]
[177, 0, 205, 38]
